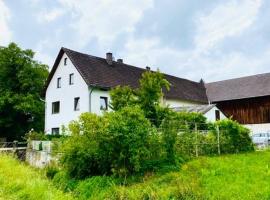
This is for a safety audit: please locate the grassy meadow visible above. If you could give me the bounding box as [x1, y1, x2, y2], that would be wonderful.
[1, 151, 270, 199]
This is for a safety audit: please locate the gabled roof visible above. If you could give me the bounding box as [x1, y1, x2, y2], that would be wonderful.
[206, 73, 270, 102]
[172, 104, 216, 114]
[45, 47, 208, 103]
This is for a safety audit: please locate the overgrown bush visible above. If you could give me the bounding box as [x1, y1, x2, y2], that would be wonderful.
[212, 119, 254, 153]
[160, 111, 209, 161]
[61, 106, 160, 179]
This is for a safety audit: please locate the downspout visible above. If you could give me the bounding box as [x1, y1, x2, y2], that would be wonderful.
[39, 98, 47, 133]
[89, 87, 94, 113]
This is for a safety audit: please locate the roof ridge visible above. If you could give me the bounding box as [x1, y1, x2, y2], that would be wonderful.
[207, 72, 270, 85]
[62, 47, 202, 85]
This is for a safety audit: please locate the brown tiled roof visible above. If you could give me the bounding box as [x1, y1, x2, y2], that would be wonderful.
[206, 73, 270, 102]
[45, 47, 208, 103]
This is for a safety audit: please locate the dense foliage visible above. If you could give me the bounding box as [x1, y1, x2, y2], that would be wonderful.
[110, 70, 170, 127]
[61, 107, 159, 178]
[0, 43, 49, 141]
[59, 70, 254, 179]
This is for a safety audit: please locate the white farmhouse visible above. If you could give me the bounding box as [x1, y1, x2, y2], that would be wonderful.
[44, 48, 224, 135]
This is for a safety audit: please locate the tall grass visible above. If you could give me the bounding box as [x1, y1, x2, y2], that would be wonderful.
[1, 152, 270, 199]
[69, 151, 270, 199]
[0, 153, 74, 200]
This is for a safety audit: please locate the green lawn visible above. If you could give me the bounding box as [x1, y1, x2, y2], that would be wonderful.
[1, 151, 270, 199]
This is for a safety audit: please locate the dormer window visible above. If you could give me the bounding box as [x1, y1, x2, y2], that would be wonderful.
[69, 73, 74, 85]
[64, 58, 67, 66]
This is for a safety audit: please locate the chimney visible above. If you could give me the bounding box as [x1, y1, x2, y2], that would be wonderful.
[106, 52, 113, 65]
[146, 66, 151, 71]
[117, 58, 123, 63]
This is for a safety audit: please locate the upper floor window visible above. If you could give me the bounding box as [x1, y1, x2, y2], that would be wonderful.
[100, 96, 108, 110]
[52, 101, 60, 114]
[74, 97, 80, 111]
[215, 110, 220, 121]
[64, 58, 67, 66]
[69, 73, 74, 85]
[51, 128, 60, 135]
[57, 77, 61, 88]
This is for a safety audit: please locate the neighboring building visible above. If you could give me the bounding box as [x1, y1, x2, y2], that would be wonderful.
[206, 73, 270, 134]
[172, 104, 226, 122]
[44, 48, 210, 135]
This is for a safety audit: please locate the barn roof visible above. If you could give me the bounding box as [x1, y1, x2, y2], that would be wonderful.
[206, 73, 270, 102]
[45, 47, 208, 103]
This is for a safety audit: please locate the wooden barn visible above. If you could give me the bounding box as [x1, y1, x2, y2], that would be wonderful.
[206, 73, 270, 134]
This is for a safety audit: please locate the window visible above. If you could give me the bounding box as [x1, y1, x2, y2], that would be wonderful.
[57, 77, 61, 88]
[100, 96, 108, 110]
[74, 97, 80, 111]
[69, 73, 74, 85]
[52, 101, 60, 114]
[215, 110, 220, 121]
[64, 58, 67, 65]
[51, 128, 59, 135]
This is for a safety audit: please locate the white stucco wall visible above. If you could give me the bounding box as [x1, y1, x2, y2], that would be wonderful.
[45, 53, 89, 134]
[203, 106, 227, 122]
[244, 123, 270, 134]
[90, 88, 112, 115]
[164, 98, 203, 107]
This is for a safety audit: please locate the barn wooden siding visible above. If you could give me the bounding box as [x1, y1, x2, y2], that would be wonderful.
[216, 96, 270, 124]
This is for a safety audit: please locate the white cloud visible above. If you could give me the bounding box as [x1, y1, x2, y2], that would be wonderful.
[194, 0, 262, 53]
[119, 0, 265, 82]
[0, 0, 12, 45]
[57, 0, 154, 48]
[37, 8, 65, 23]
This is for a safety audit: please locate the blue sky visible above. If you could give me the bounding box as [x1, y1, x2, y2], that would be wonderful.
[0, 0, 269, 82]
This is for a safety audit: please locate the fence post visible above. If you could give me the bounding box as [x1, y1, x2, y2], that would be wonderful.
[13, 140, 18, 151]
[195, 123, 198, 157]
[216, 125, 221, 155]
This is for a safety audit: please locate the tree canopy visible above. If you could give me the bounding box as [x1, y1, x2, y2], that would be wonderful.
[110, 70, 170, 126]
[0, 43, 49, 141]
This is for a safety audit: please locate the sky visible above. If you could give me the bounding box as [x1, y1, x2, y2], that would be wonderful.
[0, 0, 269, 82]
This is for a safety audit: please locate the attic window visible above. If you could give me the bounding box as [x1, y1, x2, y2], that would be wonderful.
[64, 58, 67, 65]
[57, 77, 61, 88]
[69, 73, 74, 85]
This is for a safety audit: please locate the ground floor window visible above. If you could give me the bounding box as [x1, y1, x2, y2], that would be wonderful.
[51, 128, 60, 135]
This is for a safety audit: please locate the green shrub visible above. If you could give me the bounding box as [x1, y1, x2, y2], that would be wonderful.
[213, 119, 254, 153]
[61, 106, 159, 178]
[160, 112, 209, 161]
[61, 113, 107, 178]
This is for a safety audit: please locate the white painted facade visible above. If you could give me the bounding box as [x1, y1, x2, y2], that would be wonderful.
[45, 54, 211, 134]
[45, 53, 90, 134]
[244, 123, 270, 135]
[164, 98, 203, 107]
[203, 106, 227, 122]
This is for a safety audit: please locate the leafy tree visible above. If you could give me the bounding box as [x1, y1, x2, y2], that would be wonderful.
[0, 43, 49, 141]
[109, 86, 135, 111]
[110, 70, 170, 127]
[137, 70, 170, 126]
